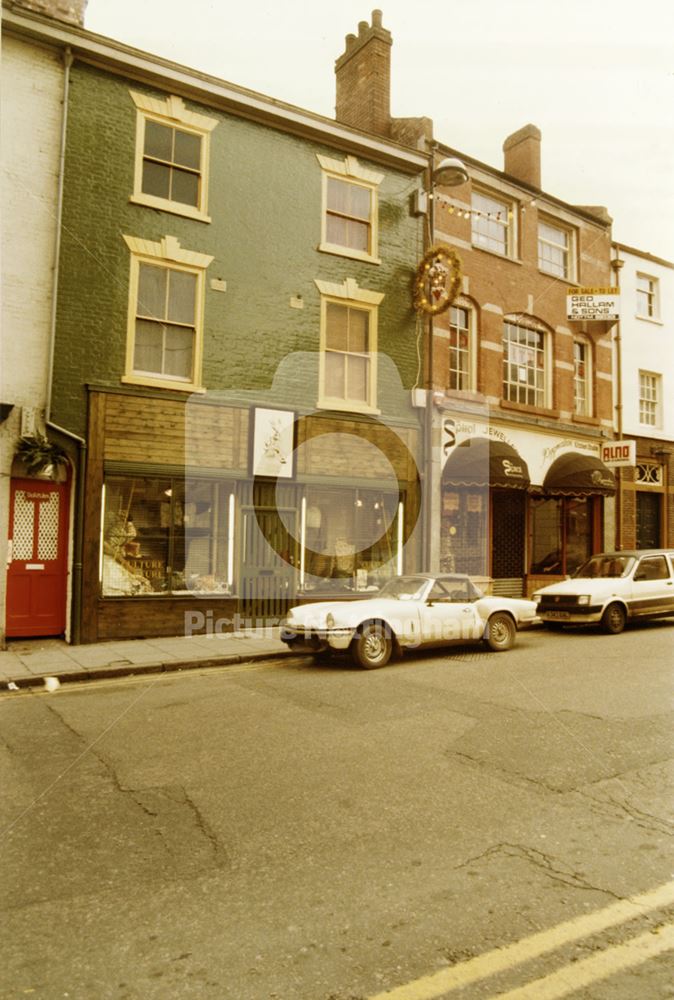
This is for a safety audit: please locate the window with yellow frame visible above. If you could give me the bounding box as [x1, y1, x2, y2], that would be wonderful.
[317, 154, 383, 264]
[129, 91, 218, 223]
[122, 235, 213, 393]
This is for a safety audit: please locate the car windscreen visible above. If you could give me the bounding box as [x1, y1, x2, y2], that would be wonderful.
[573, 555, 635, 579]
[377, 577, 429, 600]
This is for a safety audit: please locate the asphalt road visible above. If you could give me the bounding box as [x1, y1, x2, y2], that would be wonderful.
[1, 621, 673, 1000]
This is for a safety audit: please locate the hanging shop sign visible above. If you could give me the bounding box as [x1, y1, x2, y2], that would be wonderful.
[566, 287, 619, 322]
[600, 440, 636, 467]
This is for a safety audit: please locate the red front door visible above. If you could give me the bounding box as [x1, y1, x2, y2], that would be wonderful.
[6, 478, 70, 638]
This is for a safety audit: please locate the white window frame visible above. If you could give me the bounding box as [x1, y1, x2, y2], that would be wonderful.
[314, 277, 384, 414]
[636, 273, 659, 319]
[471, 188, 515, 257]
[130, 91, 217, 223]
[447, 300, 476, 392]
[573, 336, 592, 416]
[638, 370, 660, 427]
[317, 154, 383, 264]
[538, 216, 576, 281]
[122, 235, 213, 392]
[503, 319, 550, 408]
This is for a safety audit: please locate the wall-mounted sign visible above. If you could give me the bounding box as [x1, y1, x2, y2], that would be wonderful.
[250, 408, 296, 478]
[600, 440, 636, 467]
[567, 287, 619, 322]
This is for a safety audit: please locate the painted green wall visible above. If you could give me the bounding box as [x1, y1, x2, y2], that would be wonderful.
[52, 62, 425, 435]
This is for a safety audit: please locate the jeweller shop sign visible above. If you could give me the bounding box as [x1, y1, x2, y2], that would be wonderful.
[567, 287, 619, 321]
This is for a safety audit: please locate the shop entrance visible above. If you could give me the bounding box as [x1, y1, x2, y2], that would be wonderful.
[637, 491, 661, 549]
[491, 490, 526, 595]
[239, 502, 298, 623]
[6, 477, 70, 637]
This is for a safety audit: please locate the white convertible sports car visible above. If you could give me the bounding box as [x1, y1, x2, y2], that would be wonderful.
[280, 573, 538, 669]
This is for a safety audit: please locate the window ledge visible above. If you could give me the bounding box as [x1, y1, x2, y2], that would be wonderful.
[121, 374, 206, 394]
[318, 243, 381, 265]
[538, 267, 574, 284]
[316, 398, 381, 417]
[635, 314, 664, 326]
[500, 399, 559, 419]
[471, 243, 522, 266]
[572, 413, 600, 427]
[129, 194, 211, 224]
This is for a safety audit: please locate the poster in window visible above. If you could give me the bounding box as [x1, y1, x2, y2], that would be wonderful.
[251, 408, 295, 479]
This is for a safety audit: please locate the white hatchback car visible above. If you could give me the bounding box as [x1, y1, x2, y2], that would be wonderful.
[281, 573, 538, 669]
[533, 550, 674, 634]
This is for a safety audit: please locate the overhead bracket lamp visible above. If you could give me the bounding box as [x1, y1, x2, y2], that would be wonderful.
[433, 156, 469, 187]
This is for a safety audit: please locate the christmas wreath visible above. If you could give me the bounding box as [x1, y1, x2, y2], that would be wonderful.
[413, 244, 462, 316]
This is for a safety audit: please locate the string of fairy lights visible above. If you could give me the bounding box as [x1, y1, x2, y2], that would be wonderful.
[432, 193, 539, 223]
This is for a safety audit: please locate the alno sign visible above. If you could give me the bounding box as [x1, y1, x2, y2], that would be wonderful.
[600, 440, 636, 467]
[567, 287, 619, 321]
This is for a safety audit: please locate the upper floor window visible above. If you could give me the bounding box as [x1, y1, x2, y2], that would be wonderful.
[538, 218, 574, 280]
[639, 371, 660, 426]
[636, 273, 659, 319]
[314, 277, 384, 414]
[130, 92, 217, 222]
[471, 190, 514, 257]
[447, 303, 474, 391]
[122, 235, 213, 392]
[573, 338, 592, 416]
[503, 320, 548, 407]
[317, 154, 383, 264]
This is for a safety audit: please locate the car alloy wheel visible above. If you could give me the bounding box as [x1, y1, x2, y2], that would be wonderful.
[485, 612, 516, 652]
[353, 621, 393, 669]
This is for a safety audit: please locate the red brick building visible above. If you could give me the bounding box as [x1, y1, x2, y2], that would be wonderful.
[335, 12, 618, 596]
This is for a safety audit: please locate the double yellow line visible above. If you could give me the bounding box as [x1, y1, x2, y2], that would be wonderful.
[369, 880, 674, 999]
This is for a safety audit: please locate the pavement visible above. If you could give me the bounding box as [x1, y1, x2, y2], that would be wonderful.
[0, 627, 299, 690]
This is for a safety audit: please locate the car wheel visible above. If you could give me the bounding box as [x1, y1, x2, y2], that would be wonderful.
[485, 612, 516, 651]
[600, 602, 626, 635]
[352, 622, 393, 669]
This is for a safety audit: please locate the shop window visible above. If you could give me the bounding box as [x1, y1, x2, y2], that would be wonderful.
[122, 235, 213, 392]
[317, 154, 383, 264]
[130, 91, 217, 222]
[503, 320, 549, 407]
[529, 496, 594, 576]
[299, 487, 401, 594]
[471, 189, 515, 257]
[101, 476, 235, 597]
[440, 488, 488, 577]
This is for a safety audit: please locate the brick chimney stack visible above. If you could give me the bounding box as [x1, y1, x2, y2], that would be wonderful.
[335, 10, 392, 138]
[9, 0, 88, 26]
[503, 124, 542, 189]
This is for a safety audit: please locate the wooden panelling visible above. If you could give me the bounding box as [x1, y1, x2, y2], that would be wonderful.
[80, 391, 106, 643]
[296, 415, 419, 482]
[103, 394, 249, 470]
[97, 597, 239, 641]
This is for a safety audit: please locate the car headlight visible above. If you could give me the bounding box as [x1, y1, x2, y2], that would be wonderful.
[326, 612, 336, 629]
[576, 595, 591, 606]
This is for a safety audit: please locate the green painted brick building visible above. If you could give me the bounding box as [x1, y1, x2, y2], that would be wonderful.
[43, 24, 429, 640]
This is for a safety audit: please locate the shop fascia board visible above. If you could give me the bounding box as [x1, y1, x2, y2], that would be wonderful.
[3, 8, 428, 176]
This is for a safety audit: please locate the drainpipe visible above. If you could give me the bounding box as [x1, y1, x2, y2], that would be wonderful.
[45, 47, 87, 643]
[611, 254, 624, 549]
[424, 149, 436, 572]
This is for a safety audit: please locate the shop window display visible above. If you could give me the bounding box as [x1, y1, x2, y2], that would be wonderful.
[101, 476, 233, 596]
[529, 496, 593, 576]
[300, 487, 401, 593]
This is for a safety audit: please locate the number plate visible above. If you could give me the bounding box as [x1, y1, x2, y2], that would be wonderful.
[545, 610, 570, 620]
